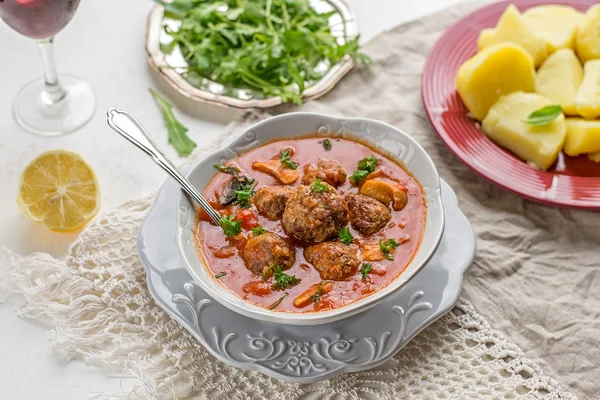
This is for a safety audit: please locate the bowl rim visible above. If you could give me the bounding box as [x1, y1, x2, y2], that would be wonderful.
[177, 112, 445, 325]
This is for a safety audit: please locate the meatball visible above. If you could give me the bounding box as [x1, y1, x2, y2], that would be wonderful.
[252, 186, 294, 220]
[301, 159, 347, 187]
[242, 232, 295, 275]
[346, 193, 391, 236]
[304, 242, 361, 280]
[282, 184, 348, 243]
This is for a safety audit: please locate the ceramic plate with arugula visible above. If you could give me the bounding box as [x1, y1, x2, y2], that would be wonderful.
[146, 0, 367, 109]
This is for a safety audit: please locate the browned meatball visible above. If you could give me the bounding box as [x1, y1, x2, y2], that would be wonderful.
[242, 232, 295, 275]
[251, 186, 294, 220]
[304, 242, 361, 280]
[346, 193, 391, 236]
[282, 184, 348, 243]
[301, 159, 347, 187]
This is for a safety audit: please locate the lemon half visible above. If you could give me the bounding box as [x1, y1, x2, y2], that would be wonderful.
[17, 150, 101, 232]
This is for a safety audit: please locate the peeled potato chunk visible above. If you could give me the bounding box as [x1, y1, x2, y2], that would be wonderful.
[456, 43, 536, 121]
[482, 92, 566, 170]
[588, 150, 600, 163]
[478, 5, 548, 67]
[564, 118, 600, 156]
[576, 60, 600, 119]
[523, 5, 585, 53]
[576, 6, 600, 63]
[535, 49, 583, 115]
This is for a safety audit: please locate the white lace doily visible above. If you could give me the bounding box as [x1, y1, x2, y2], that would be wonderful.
[3, 112, 576, 399]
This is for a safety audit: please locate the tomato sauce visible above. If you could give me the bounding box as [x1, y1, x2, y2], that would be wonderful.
[195, 136, 426, 313]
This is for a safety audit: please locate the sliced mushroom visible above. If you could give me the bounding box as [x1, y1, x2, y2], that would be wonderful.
[252, 159, 300, 185]
[359, 179, 408, 211]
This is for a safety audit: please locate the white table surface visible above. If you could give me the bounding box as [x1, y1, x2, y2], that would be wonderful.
[0, 0, 464, 397]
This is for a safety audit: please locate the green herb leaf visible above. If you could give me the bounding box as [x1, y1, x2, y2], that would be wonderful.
[272, 266, 301, 290]
[261, 264, 275, 281]
[280, 148, 298, 170]
[310, 281, 328, 303]
[149, 89, 197, 157]
[523, 105, 563, 126]
[251, 225, 268, 236]
[219, 214, 242, 237]
[233, 179, 257, 208]
[214, 272, 227, 279]
[350, 155, 379, 184]
[338, 227, 354, 244]
[379, 238, 399, 261]
[214, 163, 240, 175]
[360, 263, 373, 281]
[322, 139, 332, 151]
[268, 293, 288, 310]
[310, 178, 329, 193]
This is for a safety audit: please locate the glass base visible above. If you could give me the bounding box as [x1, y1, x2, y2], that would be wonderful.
[13, 76, 96, 136]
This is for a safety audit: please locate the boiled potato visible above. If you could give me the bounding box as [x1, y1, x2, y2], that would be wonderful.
[576, 60, 600, 119]
[522, 5, 585, 53]
[589, 150, 600, 163]
[564, 118, 600, 156]
[576, 6, 600, 63]
[456, 43, 536, 121]
[535, 49, 583, 115]
[482, 92, 566, 170]
[478, 5, 548, 67]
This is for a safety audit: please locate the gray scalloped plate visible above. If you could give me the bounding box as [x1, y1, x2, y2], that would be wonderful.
[138, 173, 475, 383]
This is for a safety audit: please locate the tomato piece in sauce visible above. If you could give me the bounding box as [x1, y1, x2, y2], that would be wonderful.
[235, 209, 259, 230]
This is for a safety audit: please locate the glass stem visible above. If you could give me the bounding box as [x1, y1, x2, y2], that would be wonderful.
[37, 38, 66, 104]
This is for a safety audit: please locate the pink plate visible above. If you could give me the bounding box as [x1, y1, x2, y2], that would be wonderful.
[422, 0, 600, 210]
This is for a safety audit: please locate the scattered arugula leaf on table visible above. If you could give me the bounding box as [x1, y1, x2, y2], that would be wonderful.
[149, 89, 196, 157]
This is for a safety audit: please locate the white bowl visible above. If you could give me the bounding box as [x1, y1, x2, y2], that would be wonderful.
[177, 112, 444, 325]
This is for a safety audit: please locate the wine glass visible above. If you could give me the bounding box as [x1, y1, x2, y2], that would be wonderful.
[0, 0, 95, 136]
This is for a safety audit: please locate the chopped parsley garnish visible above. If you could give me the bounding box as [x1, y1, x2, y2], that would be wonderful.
[219, 214, 242, 237]
[310, 281, 328, 304]
[233, 179, 257, 208]
[379, 238, 399, 261]
[338, 227, 354, 244]
[360, 263, 373, 281]
[272, 266, 301, 290]
[350, 155, 379, 184]
[322, 139, 332, 151]
[214, 272, 227, 279]
[268, 293, 288, 310]
[213, 163, 240, 175]
[280, 148, 298, 170]
[251, 225, 268, 236]
[310, 178, 329, 193]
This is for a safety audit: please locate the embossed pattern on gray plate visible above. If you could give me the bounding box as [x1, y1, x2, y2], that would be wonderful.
[139, 172, 475, 383]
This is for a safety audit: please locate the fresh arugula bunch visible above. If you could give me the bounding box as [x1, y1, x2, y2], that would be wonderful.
[156, 0, 370, 104]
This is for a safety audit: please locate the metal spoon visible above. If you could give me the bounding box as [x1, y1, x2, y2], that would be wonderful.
[106, 108, 221, 225]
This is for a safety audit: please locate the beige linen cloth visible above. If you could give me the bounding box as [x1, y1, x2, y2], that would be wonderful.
[2, 1, 598, 399]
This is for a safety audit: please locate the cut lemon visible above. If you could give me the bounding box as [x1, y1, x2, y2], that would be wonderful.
[17, 150, 101, 232]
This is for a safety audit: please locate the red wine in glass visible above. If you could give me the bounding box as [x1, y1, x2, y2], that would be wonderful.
[0, 0, 95, 136]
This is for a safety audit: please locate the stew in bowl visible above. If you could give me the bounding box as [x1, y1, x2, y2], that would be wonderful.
[177, 113, 444, 325]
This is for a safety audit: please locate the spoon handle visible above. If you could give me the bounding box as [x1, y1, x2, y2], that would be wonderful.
[106, 108, 221, 225]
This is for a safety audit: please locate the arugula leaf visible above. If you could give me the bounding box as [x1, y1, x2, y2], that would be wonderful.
[338, 227, 354, 244]
[149, 89, 197, 157]
[523, 105, 563, 126]
[360, 263, 373, 281]
[219, 214, 242, 237]
[350, 155, 379, 184]
[251, 225, 268, 236]
[280, 148, 298, 169]
[272, 266, 301, 290]
[321, 139, 332, 151]
[379, 238, 399, 261]
[310, 178, 329, 193]
[156, 0, 370, 104]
